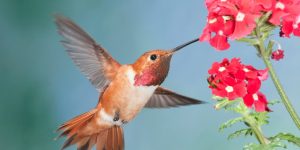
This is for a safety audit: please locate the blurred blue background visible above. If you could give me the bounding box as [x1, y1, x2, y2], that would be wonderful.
[0, 0, 299, 149]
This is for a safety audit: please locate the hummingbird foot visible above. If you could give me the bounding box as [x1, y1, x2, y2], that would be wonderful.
[122, 120, 128, 124]
[113, 111, 127, 125]
[113, 111, 120, 122]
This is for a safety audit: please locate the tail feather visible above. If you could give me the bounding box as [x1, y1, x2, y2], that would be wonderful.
[77, 137, 90, 150]
[57, 109, 124, 150]
[61, 134, 76, 149]
[114, 127, 124, 150]
[58, 109, 98, 132]
[95, 126, 124, 150]
[117, 127, 124, 149]
[87, 134, 97, 150]
[96, 130, 108, 150]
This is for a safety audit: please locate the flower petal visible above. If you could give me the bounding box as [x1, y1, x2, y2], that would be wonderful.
[254, 100, 267, 112]
[243, 94, 254, 108]
[247, 79, 261, 94]
[209, 34, 230, 50]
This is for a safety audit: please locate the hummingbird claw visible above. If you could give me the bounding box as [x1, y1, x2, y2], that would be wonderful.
[113, 111, 120, 122]
[122, 120, 128, 124]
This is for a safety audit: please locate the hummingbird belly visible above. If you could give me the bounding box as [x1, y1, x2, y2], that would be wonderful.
[99, 66, 158, 126]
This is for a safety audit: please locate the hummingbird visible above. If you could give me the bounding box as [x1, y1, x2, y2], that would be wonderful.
[55, 15, 205, 150]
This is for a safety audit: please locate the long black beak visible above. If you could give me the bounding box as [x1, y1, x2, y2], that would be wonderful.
[171, 38, 199, 53]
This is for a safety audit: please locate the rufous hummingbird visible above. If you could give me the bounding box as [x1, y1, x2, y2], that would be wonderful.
[55, 15, 205, 150]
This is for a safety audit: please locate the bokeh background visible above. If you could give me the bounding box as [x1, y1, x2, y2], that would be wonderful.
[0, 0, 299, 149]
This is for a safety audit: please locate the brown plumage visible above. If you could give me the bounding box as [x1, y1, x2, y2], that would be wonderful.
[55, 15, 205, 150]
[59, 115, 124, 150]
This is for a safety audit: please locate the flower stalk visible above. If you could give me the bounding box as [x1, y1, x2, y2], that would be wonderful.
[255, 31, 300, 130]
[262, 55, 300, 130]
[243, 113, 268, 145]
[216, 99, 270, 146]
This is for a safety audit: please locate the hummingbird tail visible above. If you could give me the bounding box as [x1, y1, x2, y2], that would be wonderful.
[57, 108, 124, 150]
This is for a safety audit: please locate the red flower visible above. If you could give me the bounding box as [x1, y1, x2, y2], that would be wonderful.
[208, 58, 270, 112]
[200, 13, 234, 50]
[243, 80, 271, 112]
[219, 0, 261, 39]
[269, 0, 300, 25]
[212, 76, 247, 100]
[208, 58, 233, 75]
[242, 66, 259, 79]
[271, 49, 285, 61]
[201, 0, 300, 50]
[279, 15, 300, 37]
[243, 91, 271, 112]
[280, 17, 294, 37]
[267, 0, 300, 37]
[255, 0, 275, 11]
[257, 68, 269, 81]
[242, 65, 269, 81]
[208, 58, 245, 81]
[209, 33, 231, 50]
[246, 79, 261, 94]
[208, 58, 247, 100]
[200, 0, 263, 50]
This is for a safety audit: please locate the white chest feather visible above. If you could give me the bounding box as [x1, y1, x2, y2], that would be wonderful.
[99, 66, 158, 125]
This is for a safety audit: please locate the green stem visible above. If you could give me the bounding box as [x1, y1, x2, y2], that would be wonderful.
[261, 56, 300, 130]
[256, 36, 300, 130]
[244, 114, 268, 145]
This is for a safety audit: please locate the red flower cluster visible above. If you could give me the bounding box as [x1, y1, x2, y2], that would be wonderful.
[200, 0, 300, 50]
[200, 0, 267, 50]
[208, 58, 270, 112]
[271, 49, 285, 60]
[269, 0, 300, 37]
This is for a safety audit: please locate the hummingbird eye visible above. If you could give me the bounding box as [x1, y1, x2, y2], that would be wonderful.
[150, 54, 157, 61]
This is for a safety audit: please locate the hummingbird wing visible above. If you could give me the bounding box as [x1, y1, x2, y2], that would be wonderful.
[144, 86, 206, 108]
[55, 15, 121, 92]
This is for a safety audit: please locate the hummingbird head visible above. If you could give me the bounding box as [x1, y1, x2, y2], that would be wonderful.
[132, 38, 198, 86]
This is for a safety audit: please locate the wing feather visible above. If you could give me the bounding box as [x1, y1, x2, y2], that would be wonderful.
[55, 15, 120, 92]
[145, 86, 206, 108]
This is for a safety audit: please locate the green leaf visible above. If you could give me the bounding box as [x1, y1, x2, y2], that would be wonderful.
[260, 26, 276, 41]
[219, 117, 244, 132]
[212, 95, 224, 101]
[237, 38, 259, 45]
[243, 143, 266, 150]
[214, 97, 229, 110]
[243, 143, 268, 150]
[243, 139, 286, 150]
[250, 111, 270, 126]
[266, 40, 275, 57]
[260, 23, 276, 35]
[224, 99, 241, 111]
[268, 138, 287, 149]
[268, 100, 281, 106]
[227, 128, 253, 140]
[270, 133, 300, 147]
[213, 96, 239, 110]
[264, 40, 275, 58]
[257, 11, 272, 27]
[233, 100, 249, 114]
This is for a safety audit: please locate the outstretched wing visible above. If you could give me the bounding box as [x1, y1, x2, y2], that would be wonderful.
[55, 15, 121, 92]
[145, 86, 206, 108]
